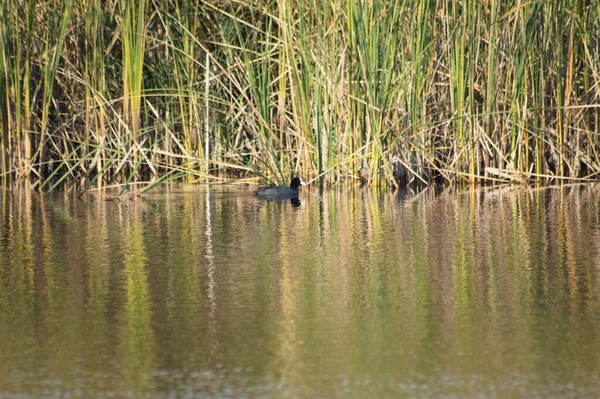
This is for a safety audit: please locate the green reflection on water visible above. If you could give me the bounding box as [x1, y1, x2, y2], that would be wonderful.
[120, 204, 154, 390]
[1, 185, 600, 398]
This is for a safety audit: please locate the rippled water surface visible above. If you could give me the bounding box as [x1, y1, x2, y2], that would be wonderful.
[1, 184, 600, 398]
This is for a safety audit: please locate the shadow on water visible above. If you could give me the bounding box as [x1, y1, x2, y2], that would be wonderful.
[1, 184, 600, 398]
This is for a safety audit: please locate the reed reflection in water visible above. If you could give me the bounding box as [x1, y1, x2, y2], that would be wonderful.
[0, 184, 599, 398]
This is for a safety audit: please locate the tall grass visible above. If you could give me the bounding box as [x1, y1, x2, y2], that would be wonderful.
[1, 0, 599, 191]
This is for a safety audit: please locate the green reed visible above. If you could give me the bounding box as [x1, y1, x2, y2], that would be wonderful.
[0, 0, 599, 191]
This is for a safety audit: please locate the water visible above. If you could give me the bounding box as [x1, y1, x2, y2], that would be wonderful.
[1, 184, 600, 398]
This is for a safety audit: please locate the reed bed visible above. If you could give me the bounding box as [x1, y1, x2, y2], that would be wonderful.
[1, 0, 599, 190]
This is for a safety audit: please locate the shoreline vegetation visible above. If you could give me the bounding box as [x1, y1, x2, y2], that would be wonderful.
[1, 0, 599, 192]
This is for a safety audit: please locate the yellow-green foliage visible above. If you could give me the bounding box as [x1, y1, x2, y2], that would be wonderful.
[1, 0, 599, 190]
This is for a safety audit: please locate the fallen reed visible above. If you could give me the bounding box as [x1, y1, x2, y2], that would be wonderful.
[1, 0, 599, 191]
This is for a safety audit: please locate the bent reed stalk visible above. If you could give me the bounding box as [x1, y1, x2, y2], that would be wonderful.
[1, 0, 600, 191]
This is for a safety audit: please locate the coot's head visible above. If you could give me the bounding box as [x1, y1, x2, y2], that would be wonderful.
[290, 177, 305, 189]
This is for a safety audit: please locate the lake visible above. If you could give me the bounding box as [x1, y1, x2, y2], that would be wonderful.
[1, 184, 599, 398]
